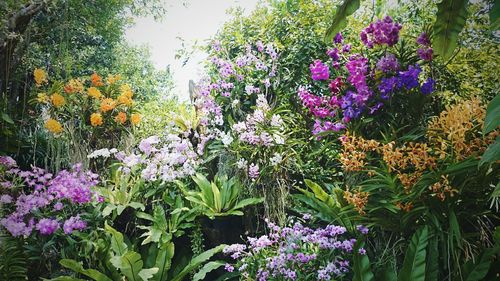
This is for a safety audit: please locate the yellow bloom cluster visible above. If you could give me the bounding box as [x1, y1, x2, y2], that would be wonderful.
[44, 118, 63, 134]
[51, 93, 66, 108]
[64, 79, 84, 94]
[34, 69, 141, 135]
[429, 175, 458, 201]
[343, 188, 369, 215]
[427, 97, 497, 160]
[34, 68, 47, 86]
[90, 113, 103, 127]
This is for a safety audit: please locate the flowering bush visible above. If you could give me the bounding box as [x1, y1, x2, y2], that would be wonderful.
[223, 219, 368, 280]
[298, 16, 436, 136]
[0, 156, 100, 237]
[34, 70, 141, 134]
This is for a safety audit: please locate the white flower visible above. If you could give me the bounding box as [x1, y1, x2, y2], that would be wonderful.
[220, 131, 234, 147]
[87, 148, 115, 159]
[271, 114, 283, 128]
[270, 153, 283, 166]
[273, 134, 285, 145]
[232, 99, 240, 107]
[236, 158, 248, 170]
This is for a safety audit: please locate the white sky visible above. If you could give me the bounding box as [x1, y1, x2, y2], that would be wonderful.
[125, 0, 260, 100]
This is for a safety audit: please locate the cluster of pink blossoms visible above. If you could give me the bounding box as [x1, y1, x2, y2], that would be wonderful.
[0, 156, 99, 237]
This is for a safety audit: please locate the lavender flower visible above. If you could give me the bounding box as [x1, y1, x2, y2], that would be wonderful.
[36, 218, 59, 235]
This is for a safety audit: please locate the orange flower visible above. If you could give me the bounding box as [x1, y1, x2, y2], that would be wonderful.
[34, 68, 47, 86]
[115, 112, 127, 124]
[90, 72, 104, 87]
[50, 93, 66, 108]
[87, 87, 102, 99]
[45, 118, 63, 134]
[64, 79, 84, 94]
[343, 188, 369, 215]
[90, 113, 103, 127]
[117, 94, 133, 106]
[100, 98, 116, 112]
[130, 113, 141, 125]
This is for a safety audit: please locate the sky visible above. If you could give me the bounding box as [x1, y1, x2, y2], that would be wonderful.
[125, 0, 260, 100]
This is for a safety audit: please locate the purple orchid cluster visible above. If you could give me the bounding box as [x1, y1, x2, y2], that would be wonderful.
[0, 156, 99, 237]
[223, 220, 369, 281]
[298, 16, 436, 136]
[116, 133, 200, 182]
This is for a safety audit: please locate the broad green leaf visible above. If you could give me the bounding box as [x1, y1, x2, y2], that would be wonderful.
[192, 261, 225, 281]
[152, 242, 175, 281]
[58, 259, 112, 281]
[462, 247, 497, 281]
[425, 234, 439, 281]
[232, 197, 264, 210]
[305, 179, 337, 207]
[171, 244, 226, 281]
[211, 182, 222, 212]
[324, 0, 361, 43]
[398, 226, 429, 281]
[490, 0, 500, 31]
[116, 251, 145, 281]
[479, 137, 500, 166]
[483, 94, 500, 134]
[138, 268, 159, 281]
[46, 277, 87, 281]
[105, 223, 128, 256]
[1, 113, 14, 124]
[352, 243, 375, 281]
[432, 0, 468, 60]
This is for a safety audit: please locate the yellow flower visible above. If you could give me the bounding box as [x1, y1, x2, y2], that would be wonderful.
[117, 94, 133, 106]
[130, 113, 141, 125]
[87, 87, 102, 99]
[64, 79, 84, 94]
[44, 118, 63, 134]
[37, 93, 49, 103]
[120, 84, 133, 98]
[34, 68, 47, 86]
[100, 98, 116, 112]
[107, 74, 121, 85]
[90, 113, 103, 127]
[115, 112, 127, 124]
[51, 93, 66, 108]
[91, 72, 104, 87]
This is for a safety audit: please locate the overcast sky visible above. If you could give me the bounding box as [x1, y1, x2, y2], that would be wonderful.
[125, 0, 260, 100]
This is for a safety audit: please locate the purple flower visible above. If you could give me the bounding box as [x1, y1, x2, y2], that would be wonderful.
[36, 218, 59, 235]
[0, 194, 12, 204]
[358, 248, 367, 255]
[417, 47, 433, 61]
[326, 48, 339, 61]
[53, 202, 63, 210]
[360, 16, 402, 48]
[212, 40, 221, 52]
[224, 263, 234, 272]
[416, 32, 431, 46]
[63, 215, 87, 234]
[333, 32, 343, 44]
[138, 136, 160, 155]
[248, 163, 259, 180]
[378, 76, 401, 99]
[399, 64, 421, 90]
[0, 156, 17, 168]
[303, 214, 312, 220]
[342, 44, 351, 53]
[310, 60, 330, 81]
[421, 78, 436, 95]
[376, 54, 400, 73]
[256, 40, 264, 52]
[356, 225, 369, 234]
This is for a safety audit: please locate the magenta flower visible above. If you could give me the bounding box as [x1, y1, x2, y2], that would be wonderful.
[310, 60, 330, 80]
[360, 16, 402, 48]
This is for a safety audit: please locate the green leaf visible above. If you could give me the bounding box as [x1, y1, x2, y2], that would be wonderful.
[231, 197, 264, 210]
[211, 182, 222, 212]
[138, 268, 159, 281]
[432, 0, 469, 60]
[398, 226, 429, 281]
[59, 259, 112, 281]
[1, 113, 14, 124]
[479, 137, 500, 166]
[425, 234, 439, 281]
[46, 277, 87, 281]
[462, 247, 497, 281]
[490, 0, 500, 31]
[152, 242, 175, 281]
[483, 94, 500, 134]
[352, 244, 375, 281]
[192, 261, 225, 281]
[105, 223, 128, 256]
[171, 244, 226, 281]
[115, 251, 155, 281]
[324, 0, 361, 43]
